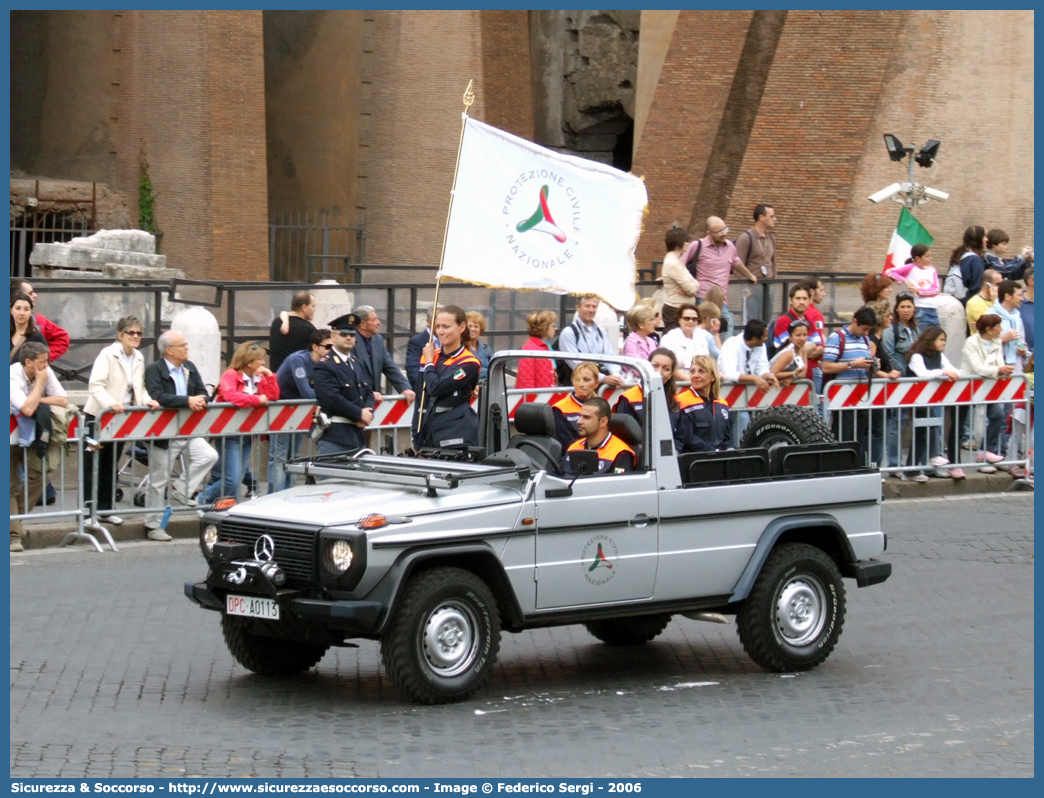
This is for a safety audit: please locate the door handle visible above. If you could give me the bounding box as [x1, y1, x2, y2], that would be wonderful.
[629, 514, 657, 527]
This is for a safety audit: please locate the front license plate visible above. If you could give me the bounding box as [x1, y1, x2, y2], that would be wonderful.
[226, 594, 280, 620]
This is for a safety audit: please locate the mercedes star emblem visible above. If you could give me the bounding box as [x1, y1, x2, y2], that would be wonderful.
[254, 534, 276, 562]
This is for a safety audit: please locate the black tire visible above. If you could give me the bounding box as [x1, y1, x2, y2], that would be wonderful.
[221, 615, 329, 676]
[381, 567, 501, 704]
[736, 543, 846, 672]
[584, 613, 672, 646]
[133, 492, 146, 507]
[740, 405, 835, 450]
[114, 488, 124, 502]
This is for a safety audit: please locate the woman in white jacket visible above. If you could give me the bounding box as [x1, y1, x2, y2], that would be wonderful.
[82, 316, 158, 528]
[956, 313, 1014, 471]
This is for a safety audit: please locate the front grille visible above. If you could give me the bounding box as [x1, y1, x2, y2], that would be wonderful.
[218, 519, 320, 586]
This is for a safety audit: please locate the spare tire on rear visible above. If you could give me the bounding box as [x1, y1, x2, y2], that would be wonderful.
[740, 406, 834, 449]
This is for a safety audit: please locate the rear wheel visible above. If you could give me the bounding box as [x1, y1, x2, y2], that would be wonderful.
[736, 543, 846, 672]
[221, 615, 329, 676]
[585, 613, 672, 646]
[381, 567, 501, 704]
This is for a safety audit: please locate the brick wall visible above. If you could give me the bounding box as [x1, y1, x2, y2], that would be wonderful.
[117, 10, 268, 281]
[479, 10, 534, 140]
[631, 9, 1034, 284]
[631, 10, 753, 271]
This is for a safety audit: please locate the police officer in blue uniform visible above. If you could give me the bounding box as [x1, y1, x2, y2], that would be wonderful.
[312, 313, 376, 455]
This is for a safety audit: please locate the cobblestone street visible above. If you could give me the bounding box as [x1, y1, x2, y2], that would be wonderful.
[10, 494, 1034, 778]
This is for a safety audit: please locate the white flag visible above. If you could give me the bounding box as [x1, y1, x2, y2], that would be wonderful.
[440, 117, 647, 310]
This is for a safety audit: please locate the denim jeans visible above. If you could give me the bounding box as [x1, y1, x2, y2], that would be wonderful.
[267, 431, 305, 493]
[912, 407, 944, 472]
[204, 436, 252, 504]
[886, 408, 907, 468]
[914, 305, 940, 329]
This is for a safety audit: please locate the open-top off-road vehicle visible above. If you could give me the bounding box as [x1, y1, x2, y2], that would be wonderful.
[186, 351, 890, 704]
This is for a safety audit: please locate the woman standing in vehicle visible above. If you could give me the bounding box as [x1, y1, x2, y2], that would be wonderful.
[675, 354, 733, 453]
[551, 361, 601, 448]
[413, 305, 482, 449]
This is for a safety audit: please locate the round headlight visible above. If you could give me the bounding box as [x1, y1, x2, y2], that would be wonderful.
[328, 539, 354, 573]
[203, 524, 219, 552]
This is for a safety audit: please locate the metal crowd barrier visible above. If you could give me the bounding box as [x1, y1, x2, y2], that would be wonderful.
[8, 409, 103, 551]
[13, 375, 1033, 553]
[821, 375, 1032, 481]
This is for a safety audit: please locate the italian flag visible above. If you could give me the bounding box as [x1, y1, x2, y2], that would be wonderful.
[883, 207, 934, 275]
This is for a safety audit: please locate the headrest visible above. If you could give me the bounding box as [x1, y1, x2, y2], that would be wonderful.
[514, 402, 556, 437]
[609, 413, 643, 447]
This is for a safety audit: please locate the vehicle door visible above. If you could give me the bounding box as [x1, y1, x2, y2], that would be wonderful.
[533, 470, 659, 609]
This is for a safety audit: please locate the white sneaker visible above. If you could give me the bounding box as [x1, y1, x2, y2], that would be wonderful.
[929, 456, 950, 467]
[932, 468, 951, 478]
[912, 474, 930, 483]
[891, 472, 909, 481]
[85, 517, 106, 532]
[978, 465, 997, 474]
[146, 527, 173, 542]
[104, 515, 124, 526]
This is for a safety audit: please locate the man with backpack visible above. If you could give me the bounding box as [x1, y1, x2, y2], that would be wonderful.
[556, 295, 625, 387]
[734, 204, 778, 330]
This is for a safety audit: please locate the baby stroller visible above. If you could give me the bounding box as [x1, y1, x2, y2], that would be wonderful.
[114, 442, 196, 506]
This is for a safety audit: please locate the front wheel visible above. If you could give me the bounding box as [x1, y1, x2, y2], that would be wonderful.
[381, 567, 501, 704]
[221, 615, 329, 676]
[736, 543, 846, 672]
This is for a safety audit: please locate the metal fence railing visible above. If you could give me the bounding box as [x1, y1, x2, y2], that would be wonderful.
[12, 372, 1032, 553]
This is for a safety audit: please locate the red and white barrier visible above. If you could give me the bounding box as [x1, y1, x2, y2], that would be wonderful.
[719, 380, 814, 409]
[825, 375, 1027, 410]
[94, 401, 315, 442]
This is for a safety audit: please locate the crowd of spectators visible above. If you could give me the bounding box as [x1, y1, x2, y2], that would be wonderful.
[10, 213, 1034, 546]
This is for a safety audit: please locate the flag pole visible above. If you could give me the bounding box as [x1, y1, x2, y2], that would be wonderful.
[415, 79, 476, 439]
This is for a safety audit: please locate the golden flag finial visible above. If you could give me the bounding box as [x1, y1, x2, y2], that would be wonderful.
[463, 79, 475, 109]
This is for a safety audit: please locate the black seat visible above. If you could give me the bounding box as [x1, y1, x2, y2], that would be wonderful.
[768, 441, 861, 477]
[506, 403, 563, 472]
[608, 413, 643, 468]
[681, 448, 770, 485]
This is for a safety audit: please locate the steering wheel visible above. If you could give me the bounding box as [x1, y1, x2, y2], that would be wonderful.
[514, 440, 564, 477]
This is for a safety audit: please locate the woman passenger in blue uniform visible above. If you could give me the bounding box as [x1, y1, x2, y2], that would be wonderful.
[614, 347, 680, 431]
[550, 361, 601, 448]
[675, 354, 733, 452]
[412, 305, 482, 449]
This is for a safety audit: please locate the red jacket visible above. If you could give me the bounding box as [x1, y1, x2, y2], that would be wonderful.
[36, 314, 69, 361]
[516, 337, 555, 389]
[215, 368, 280, 407]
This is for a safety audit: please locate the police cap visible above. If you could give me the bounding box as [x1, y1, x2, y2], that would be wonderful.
[329, 313, 360, 335]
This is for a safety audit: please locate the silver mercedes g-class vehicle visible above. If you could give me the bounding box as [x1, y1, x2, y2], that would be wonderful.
[185, 351, 890, 704]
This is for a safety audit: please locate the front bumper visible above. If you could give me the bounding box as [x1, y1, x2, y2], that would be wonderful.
[184, 580, 385, 635]
[841, 559, 892, 588]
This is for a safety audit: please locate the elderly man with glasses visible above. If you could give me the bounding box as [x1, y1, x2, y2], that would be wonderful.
[141, 331, 218, 541]
[680, 216, 759, 339]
